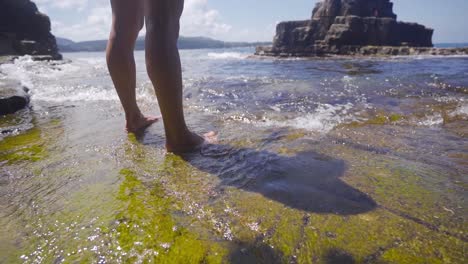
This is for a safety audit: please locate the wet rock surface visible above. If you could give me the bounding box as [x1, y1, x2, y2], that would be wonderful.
[0, 82, 29, 115]
[0, 46, 466, 263]
[0, 0, 62, 60]
[256, 45, 468, 58]
[256, 0, 467, 57]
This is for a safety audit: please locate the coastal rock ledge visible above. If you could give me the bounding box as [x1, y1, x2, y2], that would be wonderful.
[0, 0, 61, 60]
[256, 0, 468, 57]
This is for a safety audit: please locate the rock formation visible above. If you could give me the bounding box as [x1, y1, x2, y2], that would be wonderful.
[0, 0, 62, 60]
[0, 83, 30, 116]
[256, 0, 466, 57]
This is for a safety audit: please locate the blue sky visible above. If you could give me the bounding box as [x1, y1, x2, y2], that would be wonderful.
[35, 0, 468, 43]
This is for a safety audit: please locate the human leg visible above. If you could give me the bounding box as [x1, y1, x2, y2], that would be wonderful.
[144, 0, 215, 152]
[107, 0, 158, 133]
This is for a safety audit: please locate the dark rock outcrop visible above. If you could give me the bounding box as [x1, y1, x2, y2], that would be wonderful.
[256, 0, 466, 57]
[0, 0, 62, 60]
[0, 84, 30, 115]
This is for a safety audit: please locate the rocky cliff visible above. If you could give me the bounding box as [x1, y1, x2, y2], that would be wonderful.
[0, 0, 62, 60]
[256, 0, 464, 57]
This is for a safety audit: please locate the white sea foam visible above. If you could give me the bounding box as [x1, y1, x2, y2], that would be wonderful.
[207, 52, 247, 60]
[393, 54, 468, 60]
[0, 55, 126, 103]
[434, 97, 468, 119]
[456, 104, 468, 116]
[449, 103, 468, 118]
[31, 84, 119, 102]
[0, 56, 36, 88]
[0, 55, 81, 89]
[417, 114, 444, 127]
[75, 57, 108, 71]
[257, 103, 355, 133]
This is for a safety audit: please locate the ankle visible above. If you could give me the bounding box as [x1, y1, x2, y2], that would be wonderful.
[165, 132, 204, 153]
[125, 111, 143, 124]
[166, 128, 193, 144]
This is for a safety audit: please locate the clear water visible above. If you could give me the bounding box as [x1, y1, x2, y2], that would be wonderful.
[0, 48, 466, 263]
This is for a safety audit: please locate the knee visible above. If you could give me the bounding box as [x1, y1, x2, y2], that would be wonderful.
[145, 16, 180, 41]
[110, 17, 143, 41]
[110, 28, 138, 44]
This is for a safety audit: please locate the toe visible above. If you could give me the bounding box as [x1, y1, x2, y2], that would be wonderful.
[147, 116, 161, 123]
[204, 131, 218, 143]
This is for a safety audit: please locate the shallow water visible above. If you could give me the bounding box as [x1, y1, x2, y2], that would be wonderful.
[0, 48, 467, 263]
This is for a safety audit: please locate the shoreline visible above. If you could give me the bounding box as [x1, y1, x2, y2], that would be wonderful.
[255, 45, 468, 58]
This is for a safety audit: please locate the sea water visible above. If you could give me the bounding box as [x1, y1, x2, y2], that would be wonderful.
[0, 47, 466, 263]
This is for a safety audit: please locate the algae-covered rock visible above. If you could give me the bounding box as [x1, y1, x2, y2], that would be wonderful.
[0, 127, 45, 163]
[0, 90, 465, 263]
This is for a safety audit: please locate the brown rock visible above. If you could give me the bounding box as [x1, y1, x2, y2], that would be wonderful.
[255, 0, 454, 57]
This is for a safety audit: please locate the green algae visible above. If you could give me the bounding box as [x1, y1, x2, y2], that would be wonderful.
[341, 112, 406, 129]
[331, 142, 465, 229]
[0, 112, 25, 128]
[110, 168, 226, 263]
[268, 212, 304, 261]
[299, 140, 467, 262]
[0, 117, 64, 165]
[389, 114, 404, 122]
[8, 166, 227, 263]
[225, 178, 460, 264]
[368, 114, 390, 125]
[2, 113, 466, 264]
[378, 228, 466, 263]
[9, 147, 467, 264]
[364, 113, 404, 125]
[8, 132, 466, 264]
[0, 128, 46, 164]
[284, 130, 308, 141]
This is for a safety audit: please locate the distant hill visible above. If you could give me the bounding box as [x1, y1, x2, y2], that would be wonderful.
[434, 43, 468, 48]
[56, 36, 271, 52]
[56, 37, 75, 47]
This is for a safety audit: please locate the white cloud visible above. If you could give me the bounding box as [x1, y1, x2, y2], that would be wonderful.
[52, 6, 112, 41]
[39, 0, 238, 42]
[35, 0, 88, 11]
[35, 0, 112, 41]
[181, 0, 232, 38]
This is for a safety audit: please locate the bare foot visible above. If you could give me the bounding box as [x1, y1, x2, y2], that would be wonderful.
[166, 131, 218, 153]
[126, 114, 160, 133]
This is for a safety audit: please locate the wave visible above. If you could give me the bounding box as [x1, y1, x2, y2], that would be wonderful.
[255, 103, 355, 133]
[207, 52, 248, 60]
[391, 54, 468, 60]
[449, 103, 468, 118]
[0, 56, 156, 103]
[31, 84, 119, 102]
[416, 114, 444, 127]
[0, 56, 81, 89]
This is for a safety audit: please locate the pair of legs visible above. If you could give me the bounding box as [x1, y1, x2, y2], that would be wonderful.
[106, 0, 214, 152]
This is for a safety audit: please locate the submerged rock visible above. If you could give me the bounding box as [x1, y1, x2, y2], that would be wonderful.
[256, 0, 467, 57]
[0, 0, 62, 60]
